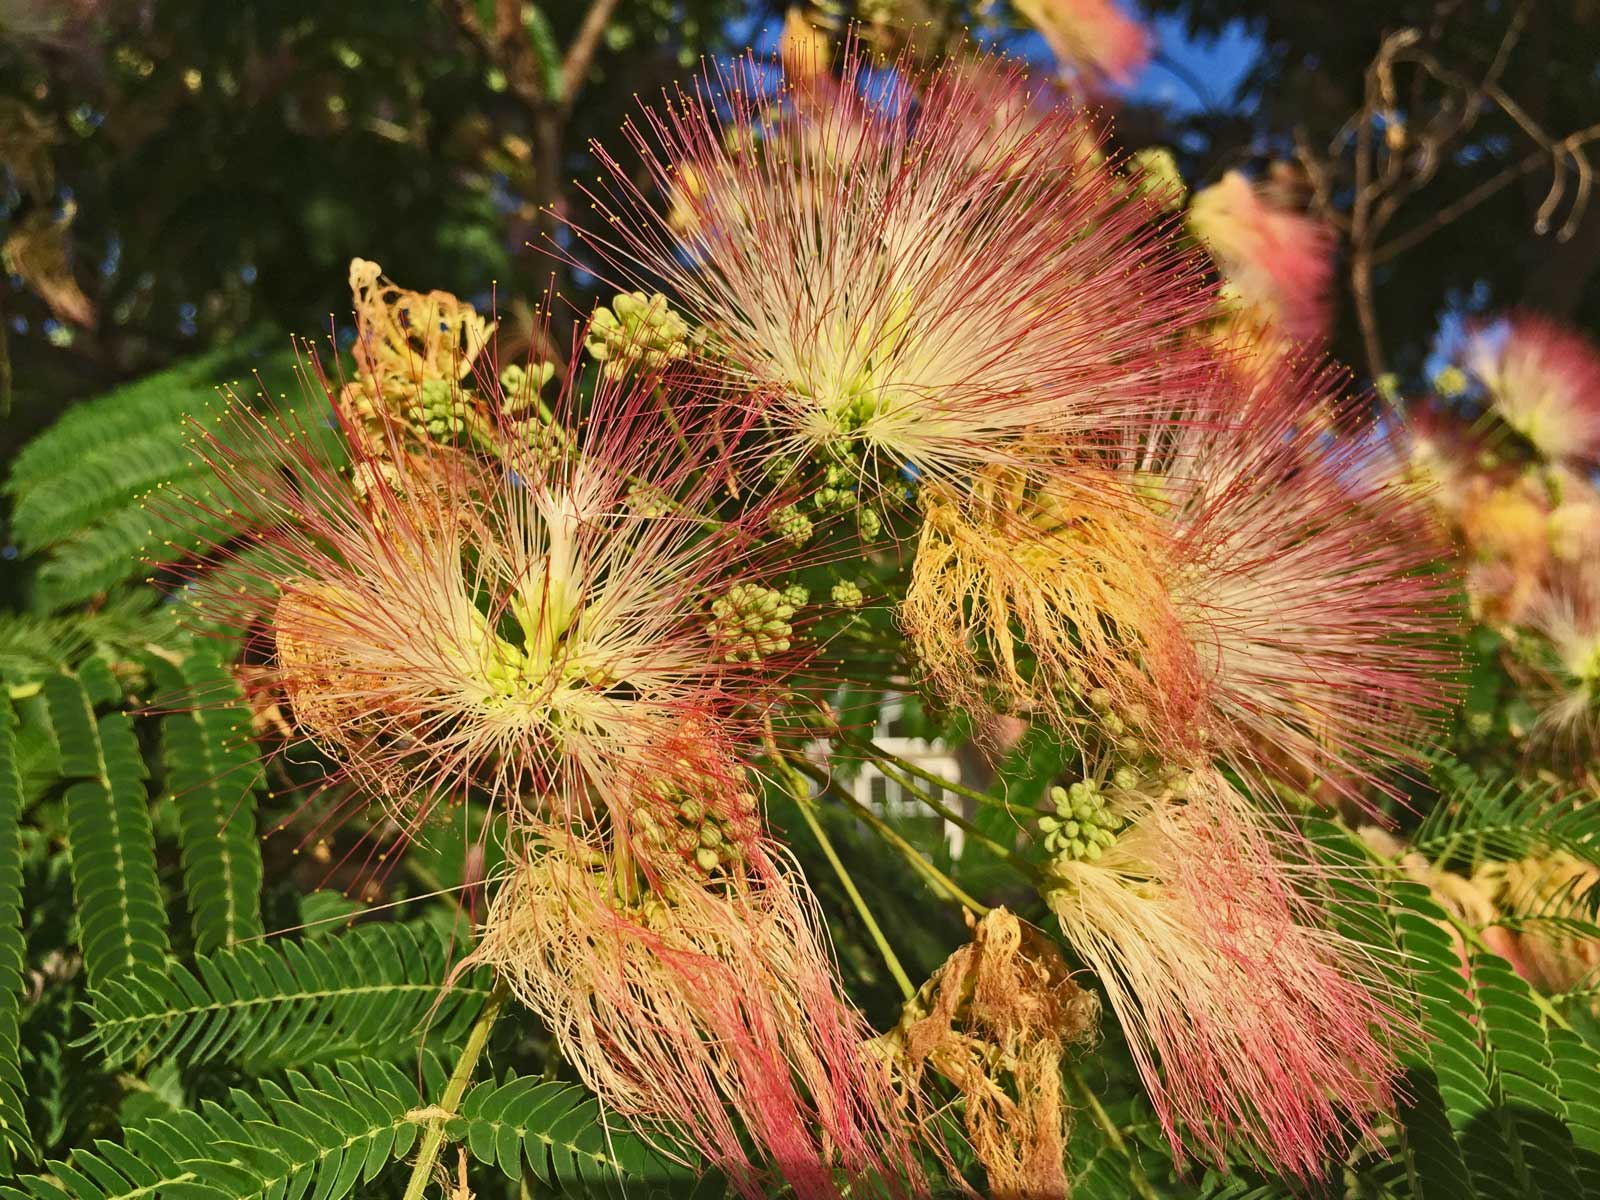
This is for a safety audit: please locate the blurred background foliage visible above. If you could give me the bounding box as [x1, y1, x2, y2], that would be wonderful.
[4, 0, 1597, 473]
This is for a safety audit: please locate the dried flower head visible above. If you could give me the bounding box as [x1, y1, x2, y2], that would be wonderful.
[882, 907, 1098, 1200]
[1045, 766, 1407, 1176]
[577, 48, 1219, 486]
[1188, 169, 1335, 345]
[472, 830, 923, 1200]
[1465, 312, 1600, 463]
[347, 257, 493, 391]
[181, 347, 802, 834]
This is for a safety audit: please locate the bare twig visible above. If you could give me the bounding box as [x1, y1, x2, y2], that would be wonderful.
[1373, 120, 1600, 263]
[1304, 7, 1597, 379]
[560, 0, 623, 113]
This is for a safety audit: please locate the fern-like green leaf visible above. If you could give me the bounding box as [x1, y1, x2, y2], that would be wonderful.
[1549, 1027, 1600, 1197]
[148, 649, 263, 952]
[82, 921, 490, 1071]
[0, 1057, 433, 1200]
[453, 1074, 699, 1199]
[1470, 951, 1585, 1199]
[1413, 757, 1600, 871]
[42, 674, 170, 988]
[0, 700, 32, 1172]
[2, 337, 344, 611]
[0, 592, 164, 684]
[1, 1058, 689, 1200]
[1390, 880, 1508, 1199]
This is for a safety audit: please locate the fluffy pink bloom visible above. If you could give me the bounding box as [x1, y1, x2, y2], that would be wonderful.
[1520, 559, 1600, 753]
[1046, 768, 1408, 1176]
[1131, 355, 1459, 806]
[575, 48, 1220, 487]
[473, 829, 924, 1200]
[1464, 311, 1600, 463]
[173, 341, 807, 844]
[1012, 0, 1152, 89]
[1188, 170, 1336, 344]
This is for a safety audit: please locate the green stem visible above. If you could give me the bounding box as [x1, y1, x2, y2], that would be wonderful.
[402, 978, 510, 1200]
[765, 735, 917, 1001]
[839, 732, 1013, 812]
[859, 753, 1030, 870]
[790, 757, 993, 916]
[1065, 1064, 1162, 1200]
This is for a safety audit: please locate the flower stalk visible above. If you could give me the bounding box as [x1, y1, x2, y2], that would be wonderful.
[401, 978, 510, 1200]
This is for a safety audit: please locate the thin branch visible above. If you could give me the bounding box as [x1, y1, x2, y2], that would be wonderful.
[401, 979, 510, 1200]
[765, 734, 917, 999]
[560, 0, 623, 113]
[1373, 120, 1600, 263]
[792, 757, 992, 916]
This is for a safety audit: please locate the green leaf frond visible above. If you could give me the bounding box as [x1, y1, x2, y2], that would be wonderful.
[81, 921, 492, 1071]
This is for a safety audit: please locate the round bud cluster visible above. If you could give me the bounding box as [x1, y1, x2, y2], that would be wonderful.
[634, 781, 760, 876]
[769, 504, 814, 547]
[584, 291, 691, 377]
[626, 481, 672, 518]
[857, 506, 883, 541]
[1040, 780, 1123, 863]
[499, 360, 557, 414]
[405, 378, 466, 439]
[1128, 146, 1186, 210]
[708, 582, 797, 663]
[830, 580, 864, 609]
[523, 419, 572, 473]
[814, 462, 858, 513]
[780, 582, 810, 608]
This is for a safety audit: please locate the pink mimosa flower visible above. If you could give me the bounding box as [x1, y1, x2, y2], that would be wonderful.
[1464, 311, 1600, 464]
[1189, 169, 1336, 345]
[1012, 0, 1153, 89]
[575, 47, 1220, 488]
[1136, 356, 1459, 807]
[1046, 768, 1408, 1176]
[175, 332, 809, 843]
[474, 827, 925, 1200]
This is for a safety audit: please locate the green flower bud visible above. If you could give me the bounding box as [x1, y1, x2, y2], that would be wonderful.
[584, 291, 691, 377]
[1129, 147, 1186, 209]
[708, 582, 797, 663]
[1433, 364, 1469, 399]
[814, 485, 855, 513]
[830, 580, 864, 609]
[405, 378, 467, 438]
[500, 360, 557, 413]
[770, 504, 814, 547]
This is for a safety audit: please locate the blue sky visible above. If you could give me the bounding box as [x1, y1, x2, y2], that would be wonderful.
[732, 4, 1262, 117]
